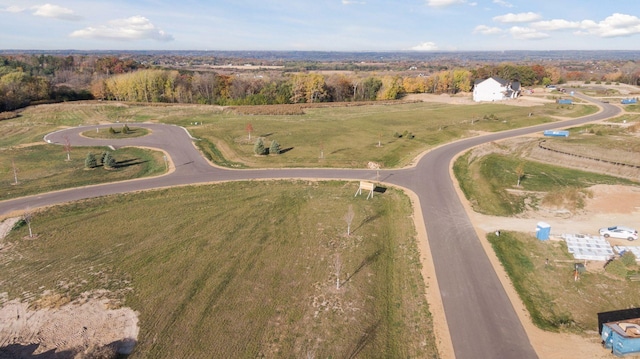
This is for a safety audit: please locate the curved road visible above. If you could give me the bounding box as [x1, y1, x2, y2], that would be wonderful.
[0, 94, 621, 358]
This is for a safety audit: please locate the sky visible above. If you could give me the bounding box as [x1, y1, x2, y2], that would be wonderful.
[1, 0, 640, 52]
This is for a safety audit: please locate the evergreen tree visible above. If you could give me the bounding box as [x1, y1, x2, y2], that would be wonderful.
[253, 138, 265, 155]
[85, 152, 97, 168]
[109, 126, 116, 134]
[269, 140, 280, 155]
[103, 151, 116, 169]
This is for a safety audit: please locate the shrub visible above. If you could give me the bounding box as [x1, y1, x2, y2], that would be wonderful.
[109, 127, 116, 134]
[620, 251, 637, 267]
[605, 258, 628, 278]
[122, 124, 130, 134]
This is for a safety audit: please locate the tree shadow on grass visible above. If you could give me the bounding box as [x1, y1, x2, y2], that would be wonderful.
[351, 213, 381, 235]
[279, 147, 294, 154]
[346, 319, 381, 359]
[114, 159, 148, 168]
[341, 249, 381, 287]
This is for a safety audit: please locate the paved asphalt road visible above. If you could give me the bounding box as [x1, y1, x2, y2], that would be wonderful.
[0, 94, 620, 358]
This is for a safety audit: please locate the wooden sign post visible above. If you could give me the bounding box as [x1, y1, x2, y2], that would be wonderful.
[355, 181, 375, 200]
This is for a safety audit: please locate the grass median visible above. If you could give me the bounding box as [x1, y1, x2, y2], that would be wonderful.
[1, 145, 165, 201]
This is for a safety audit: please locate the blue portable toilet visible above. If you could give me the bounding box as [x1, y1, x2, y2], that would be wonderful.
[536, 222, 551, 240]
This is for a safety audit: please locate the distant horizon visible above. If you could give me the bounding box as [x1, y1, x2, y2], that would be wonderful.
[2, 49, 639, 62]
[2, 1, 640, 52]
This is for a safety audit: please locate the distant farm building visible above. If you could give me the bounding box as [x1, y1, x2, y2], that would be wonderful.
[473, 77, 520, 102]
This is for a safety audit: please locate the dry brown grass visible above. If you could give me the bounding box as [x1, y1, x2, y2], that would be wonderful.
[226, 99, 419, 115]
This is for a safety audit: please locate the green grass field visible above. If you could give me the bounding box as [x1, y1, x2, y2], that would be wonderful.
[0, 145, 165, 201]
[453, 152, 637, 216]
[2, 181, 437, 358]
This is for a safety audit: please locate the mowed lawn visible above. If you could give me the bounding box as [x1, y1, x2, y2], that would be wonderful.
[2, 181, 437, 358]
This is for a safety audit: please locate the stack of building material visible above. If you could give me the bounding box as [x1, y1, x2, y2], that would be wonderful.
[562, 234, 615, 261]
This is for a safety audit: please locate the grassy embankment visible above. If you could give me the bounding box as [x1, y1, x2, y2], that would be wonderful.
[2, 181, 437, 358]
[453, 119, 640, 334]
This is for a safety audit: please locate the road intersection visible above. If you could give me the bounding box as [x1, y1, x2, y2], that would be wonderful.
[0, 94, 620, 358]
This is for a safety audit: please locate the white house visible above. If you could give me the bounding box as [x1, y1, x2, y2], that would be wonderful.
[473, 77, 521, 102]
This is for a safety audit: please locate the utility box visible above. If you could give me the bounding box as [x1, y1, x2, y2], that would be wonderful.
[536, 222, 551, 240]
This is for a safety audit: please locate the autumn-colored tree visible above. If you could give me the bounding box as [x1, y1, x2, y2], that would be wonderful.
[246, 123, 253, 141]
[379, 75, 404, 100]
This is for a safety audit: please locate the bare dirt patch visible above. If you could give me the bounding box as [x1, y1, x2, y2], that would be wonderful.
[0, 294, 138, 358]
[0, 219, 139, 358]
[467, 184, 640, 359]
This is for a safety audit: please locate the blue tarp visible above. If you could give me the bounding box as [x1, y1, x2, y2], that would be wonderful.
[543, 130, 569, 137]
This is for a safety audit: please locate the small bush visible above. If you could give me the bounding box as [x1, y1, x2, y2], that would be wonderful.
[109, 127, 116, 134]
[620, 251, 637, 267]
[605, 259, 628, 278]
[12, 218, 27, 230]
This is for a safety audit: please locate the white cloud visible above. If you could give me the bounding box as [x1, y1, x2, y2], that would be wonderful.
[531, 13, 640, 38]
[70, 16, 174, 42]
[509, 26, 549, 40]
[426, 0, 465, 7]
[493, 12, 541, 23]
[580, 13, 640, 38]
[410, 42, 438, 51]
[1, 6, 27, 13]
[32, 3, 81, 20]
[473, 25, 502, 35]
[492, 0, 513, 8]
[531, 19, 581, 31]
[342, 0, 366, 4]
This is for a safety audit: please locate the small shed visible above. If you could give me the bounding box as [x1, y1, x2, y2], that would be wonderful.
[557, 99, 573, 104]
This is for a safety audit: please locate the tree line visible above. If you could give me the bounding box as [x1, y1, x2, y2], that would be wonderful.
[2, 54, 639, 112]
